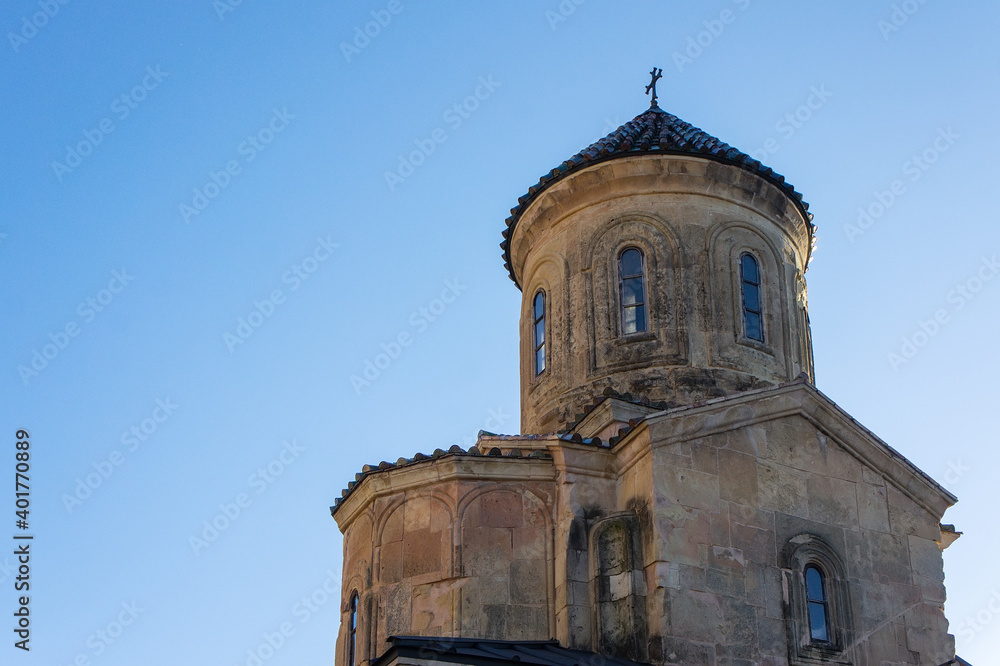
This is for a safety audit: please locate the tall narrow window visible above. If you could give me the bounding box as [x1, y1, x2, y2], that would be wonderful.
[348, 593, 359, 666]
[805, 565, 830, 643]
[740, 253, 763, 342]
[533, 291, 546, 375]
[619, 248, 646, 335]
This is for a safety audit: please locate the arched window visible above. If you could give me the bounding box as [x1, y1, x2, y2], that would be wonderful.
[533, 291, 546, 375]
[740, 253, 763, 342]
[804, 565, 830, 643]
[783, 535, 853, 664]
[619, 248, 647, 335]
[348, 592, 359, 666]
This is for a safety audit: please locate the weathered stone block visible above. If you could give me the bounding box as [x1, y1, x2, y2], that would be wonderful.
[462, 527, 511, 576]
[655, 465, 720, 512]
[511, 559, 547, 604]
[667, 589, 724, 642]
[757, 462, 808, 518]
[858, 481, 891, 532]
[402, 528, 443, 578]
[404, 496, 432, 531]
[719, 449, 759, 507]
[481, 491, 524, 528]
[379, 541, 402, 583]
[731, 521, 775, 567]
[512, 526, 546, 560]
[381, 507, 404, 544]
[805, 475, 859, 528]
[908, 535, 944, 581]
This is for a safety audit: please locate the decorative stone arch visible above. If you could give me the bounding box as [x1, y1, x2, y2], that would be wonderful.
[521, 253, 571, 394]
[781, 533, 855, 665]
[588, 512, 648, 662]
[341, 511, 375, 666]
[705, 220, 794, 380]
[369, 491, 456, 651]
[340, 572, 369, 666]
[373, 491, 456, 583]
[583, 212, 685, 374]
[456, 484, 555, 639]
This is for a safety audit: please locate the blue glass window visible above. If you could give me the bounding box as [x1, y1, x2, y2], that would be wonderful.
[533, 291, 546, 375]
[805, 565, 830, 643]
[740, 253, 764, 342]
[619, 248, 647, 335]
[349, 592, 359, 666]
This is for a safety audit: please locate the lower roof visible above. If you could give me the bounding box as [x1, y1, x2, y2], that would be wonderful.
[374, 636, 648, 666]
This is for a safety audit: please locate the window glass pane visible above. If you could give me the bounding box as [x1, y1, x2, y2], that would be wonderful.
[536, 345, 545, 373]
[535, 320, 545, 346]
[534, 292, 544, 320]
[805, 567, 824, 601]
[622, 277, 644, 306]
[623, 307, 638, 335]
[808, 601, 829, 642]
[620, 249, 643, 276]
[742, 283, 760, 312]
[633, 306, 646, 333]
[741, 254, 759, 284]
[745, 312, 763, 342]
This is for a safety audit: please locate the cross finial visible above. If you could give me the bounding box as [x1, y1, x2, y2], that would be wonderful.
[645, 67, 663, 107]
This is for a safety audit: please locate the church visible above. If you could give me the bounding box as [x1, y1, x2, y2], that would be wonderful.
[330, 71, 966, 666]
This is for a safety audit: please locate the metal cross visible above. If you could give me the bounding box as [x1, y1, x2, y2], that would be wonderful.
[645, 67, 663, 107]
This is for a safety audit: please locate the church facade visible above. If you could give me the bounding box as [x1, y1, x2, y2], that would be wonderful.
[331, 78, 962, 666]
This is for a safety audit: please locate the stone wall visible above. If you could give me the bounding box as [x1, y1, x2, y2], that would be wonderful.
[510, 155, 814, 434]
[621, 384, 955, 665]
[333, 384, 957, 666]
[334, 456, 558, 665]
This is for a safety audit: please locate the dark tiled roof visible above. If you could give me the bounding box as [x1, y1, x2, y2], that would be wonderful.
[563, 387, 681, 434]
[375, 636, 648, 666]
[330, 443, 554, 516]
[501, 104, 813, 287]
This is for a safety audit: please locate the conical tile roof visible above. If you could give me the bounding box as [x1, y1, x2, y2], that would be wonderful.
[501, 104, 812, 286]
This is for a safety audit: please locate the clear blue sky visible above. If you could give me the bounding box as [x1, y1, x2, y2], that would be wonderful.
[2, 1, 998, 664]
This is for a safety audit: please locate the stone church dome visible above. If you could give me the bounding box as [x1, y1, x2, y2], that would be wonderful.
[505, 92, 818, 433]
[501, 103, 814, 287]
